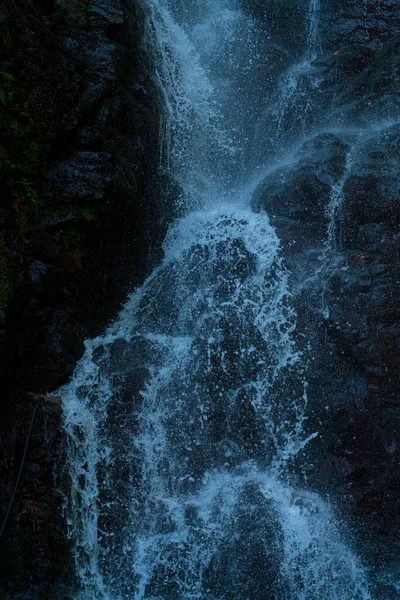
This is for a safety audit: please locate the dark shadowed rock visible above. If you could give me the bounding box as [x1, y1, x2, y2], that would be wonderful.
[252, 133, 349, 257]
[320, 0, 400, 51]
[0, 0, 179, 596]
[0, 394, 75, 598]
[251, 4, 400, 568]
[204, 483, 288, 599]
[46, 152, 110, 204]
[341, 123, 400, 251]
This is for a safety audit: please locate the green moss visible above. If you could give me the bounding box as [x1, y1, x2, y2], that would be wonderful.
[81, 1, 103, 31]
[89, 15, 102, 30]
[77, 206, 96, 221]
[16, 211, 30, 237]
[0, 61, 14, 106]
[9, 118, 30, 138]
[20, 177, 45, 213]
[17, 140, 43, 176]
[0, 235, 12, 316]
[54, 229, 84, 252]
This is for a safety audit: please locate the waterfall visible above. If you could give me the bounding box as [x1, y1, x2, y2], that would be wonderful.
[61, 1, 375, 598]
[143, 0, 235, 208]
[272, 0, 323, 154]
[306, 0, 321, 62]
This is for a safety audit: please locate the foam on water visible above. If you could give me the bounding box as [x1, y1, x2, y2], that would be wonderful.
[61, 200, 372, 599]
[306, 0, 321, 62]
[132, 467, 371, 600]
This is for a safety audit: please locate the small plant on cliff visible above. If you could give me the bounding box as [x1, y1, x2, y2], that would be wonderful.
[78, 206, 95, 221]
[54, 229, 84, 252]
[0, 61, 14, 106]
[0, 235, 12, 316]
[89, 15, 100, 29]
[20, 178, 44, 212]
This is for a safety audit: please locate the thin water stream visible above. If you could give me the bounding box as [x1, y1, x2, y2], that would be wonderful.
[61, 1, 376, 598]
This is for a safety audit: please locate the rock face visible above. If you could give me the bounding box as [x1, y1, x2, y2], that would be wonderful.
[0, 395, 74, 597]
[0, 0, 177, 597]
[252, 0, 400, 586]
[320, 0, 400, 50]
[203, 486, 287, 600]
[252, 133, 349, 266]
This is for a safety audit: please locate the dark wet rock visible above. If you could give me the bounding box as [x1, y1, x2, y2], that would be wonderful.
[89, 0, 124, 24]
[41, 208, 77, 228]
[265, 128, 400, 577]
[281, 201, 398, 569]
[328, 41, 400, 126]
[245, 0, 309, 58]
[340, 123, 400, 252]
[46, 151, 110, 204]
[320, 0, 400, 51]
[258, 7, 400, 156]
[204, 484, 288, 599]
[252, 133, 349, 257]
[97, 335, 165, 376]
[27, 261, 48, 295]
[0, 394, 75, 599]
[253, 18, 400, 565]
[342, 175, 400, 250]
[318, 44, 376, 97]
[32, 308, 86, 387]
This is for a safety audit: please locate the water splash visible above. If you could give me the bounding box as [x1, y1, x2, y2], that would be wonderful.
[132, 467, 372, 600]
[144, 0, 235, 205]
[60, 1, 375, 598]
[306, 0, 321, 62]
[325, 152, 353, 254]
[274, 0, 322, 148]
[61, 199, 372, 599]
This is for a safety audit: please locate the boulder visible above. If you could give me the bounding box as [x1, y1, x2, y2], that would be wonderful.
[204, 483, 287, 599]
[252, 133, 349, 257]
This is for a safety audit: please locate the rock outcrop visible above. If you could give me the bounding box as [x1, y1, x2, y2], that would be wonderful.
[252, 1, 400, 589]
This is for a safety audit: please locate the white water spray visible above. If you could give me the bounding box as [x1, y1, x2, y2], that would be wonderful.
[61, 1, 374, 598]
[306, 0, 321, 62]
[275, 0, 322, 149]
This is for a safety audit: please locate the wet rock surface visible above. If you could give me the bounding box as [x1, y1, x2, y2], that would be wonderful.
[252, 0, 400, 585]
[203, 486, 287, 600]
[252, 133, 349, 266]
[0, 395, 74, 598]
[320, 0, 400, 51]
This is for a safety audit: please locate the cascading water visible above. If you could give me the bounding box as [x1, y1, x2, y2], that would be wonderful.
[306, 0, 321, 62]
[61, 1, 375, 598]
[265, 0, 323, 157]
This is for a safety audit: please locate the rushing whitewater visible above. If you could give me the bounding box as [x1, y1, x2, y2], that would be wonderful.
[61, 1, 374, 598]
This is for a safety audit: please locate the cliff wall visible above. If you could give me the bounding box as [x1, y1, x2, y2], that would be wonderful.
[0, 0, 176, 596]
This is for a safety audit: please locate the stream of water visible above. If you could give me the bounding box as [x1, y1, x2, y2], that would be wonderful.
[61, 1, 375, 598]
